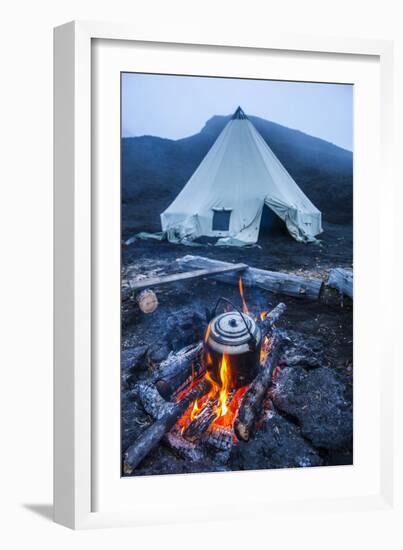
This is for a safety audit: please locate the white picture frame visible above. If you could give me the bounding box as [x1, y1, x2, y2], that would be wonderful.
[54, 20, 398, 530]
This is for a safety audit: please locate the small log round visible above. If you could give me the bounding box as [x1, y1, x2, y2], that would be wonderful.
[136, 289, 158, 313]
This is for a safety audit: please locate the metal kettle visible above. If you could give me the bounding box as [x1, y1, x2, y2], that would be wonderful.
[204, 305, 261, 389]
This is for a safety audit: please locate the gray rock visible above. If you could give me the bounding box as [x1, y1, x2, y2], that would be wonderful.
[271, 367, 352, 450]
[230, 411, 323, 470]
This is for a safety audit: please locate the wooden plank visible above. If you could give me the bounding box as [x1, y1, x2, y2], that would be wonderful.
[129, 263, 248, 291]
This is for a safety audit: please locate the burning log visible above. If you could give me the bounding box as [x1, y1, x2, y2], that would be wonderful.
[258, 302, 287, 334]
[183, 390, 236, 442]
[328, 268, 353, 299]
[203, 427, 233, 452]
[183, 398, 217, 442]
[152, 342, 204, 399]
[234, 330, 287, 442]
[124, 377, 211, 473]
[177, 255, 323, 300]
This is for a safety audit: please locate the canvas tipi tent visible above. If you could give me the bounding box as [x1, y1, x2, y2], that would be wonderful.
[161, 107, 322, 245]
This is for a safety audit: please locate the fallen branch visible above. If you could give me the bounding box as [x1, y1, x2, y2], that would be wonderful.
[124, 377, 211, 473]
[177, 255, 322, 300]
[328, 268, 353, 299]
[234, 330, 287, 441]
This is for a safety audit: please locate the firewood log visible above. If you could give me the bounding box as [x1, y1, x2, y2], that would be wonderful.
[233, 330, 287, 442]
[177, 255, 322, 300]
[203, 427, 233, 452]
[327, 268, 353, 299]
[135, 382, 174, 420]
[124, 377, 211, 473]
[182, 389, 237, 442]
[163, 430, 205, 462]
[258, 302, 287, 334]
[152, 342, 204, 399]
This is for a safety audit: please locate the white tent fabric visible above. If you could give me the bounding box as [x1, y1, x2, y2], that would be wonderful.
[161, 108, 322, 245]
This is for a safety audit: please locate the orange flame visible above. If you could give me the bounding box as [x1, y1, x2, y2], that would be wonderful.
[238, 277, 249, 314]
[214, 353, 231, 418]
[260, 335, 270, 364]
[175, 298, 274, 436]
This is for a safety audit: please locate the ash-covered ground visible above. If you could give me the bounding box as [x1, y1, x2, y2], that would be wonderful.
[121, 221, 353, 476]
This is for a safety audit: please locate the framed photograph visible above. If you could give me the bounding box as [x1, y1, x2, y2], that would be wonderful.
[54, 21, 397, 529]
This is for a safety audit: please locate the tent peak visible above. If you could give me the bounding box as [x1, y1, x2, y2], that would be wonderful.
[232, 106, 248, 120]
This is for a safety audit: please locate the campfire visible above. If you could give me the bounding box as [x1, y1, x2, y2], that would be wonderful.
[124, 278, 287, 473]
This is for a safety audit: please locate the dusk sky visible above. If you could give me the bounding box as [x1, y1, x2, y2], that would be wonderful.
[122, 73, 353, 151]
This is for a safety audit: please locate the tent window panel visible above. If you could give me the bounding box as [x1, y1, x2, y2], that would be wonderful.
[212, 210, 231, 231]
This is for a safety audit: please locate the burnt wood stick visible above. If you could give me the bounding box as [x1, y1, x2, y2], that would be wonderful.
[163, 430, 206, 463]
[203, 427, 233, 452]
[152, 342, 204, 399]
[183, 390, 236, 442]
[135, 382, 174, 420]
[258, 303, 287, 336]
[177, 255, 323, 300]
[233, 330, 286, 442]
[182, 398, 217, 442]
[124, 377, 211, 473]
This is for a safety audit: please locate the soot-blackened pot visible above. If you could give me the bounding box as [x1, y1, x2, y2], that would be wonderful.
[204, 311, 261, 389]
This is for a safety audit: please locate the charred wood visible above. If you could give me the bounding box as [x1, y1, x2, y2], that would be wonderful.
[163, 430, 205, 463]
[152, 342, 204, 399]
[135, 382, 174, 420]
[258, 303, 287, 335]
[124, 377, 211, 473]
[203, 427, 233, 452]
[182, 398, 216, 442]
[183, 390, 236, 442]
[234, 330, 287, 442]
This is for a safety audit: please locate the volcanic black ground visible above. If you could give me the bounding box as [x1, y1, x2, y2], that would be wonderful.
[121, 219, 353, 474]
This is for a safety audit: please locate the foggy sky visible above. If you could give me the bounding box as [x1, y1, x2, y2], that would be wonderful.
[122, 73, 353, 151]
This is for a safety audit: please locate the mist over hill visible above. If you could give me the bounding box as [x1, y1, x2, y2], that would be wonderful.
[122, 114, 353, 233]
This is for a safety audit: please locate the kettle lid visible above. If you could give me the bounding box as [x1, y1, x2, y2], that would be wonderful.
[209, 311, 259, 347]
